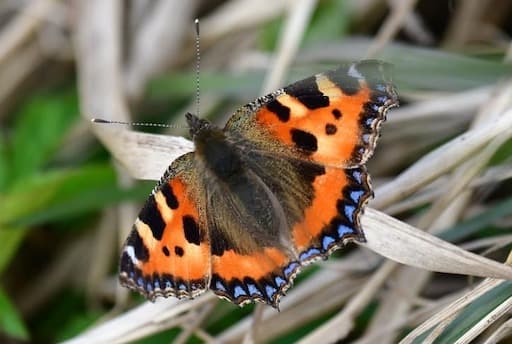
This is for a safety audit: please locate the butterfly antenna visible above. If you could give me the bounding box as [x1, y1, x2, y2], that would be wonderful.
[194, 18, 201, 118]
[91, 118, 182, 129]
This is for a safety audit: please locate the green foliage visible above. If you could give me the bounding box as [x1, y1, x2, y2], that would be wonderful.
[0, 165, 149, 227]
[55, 309, 104, 343]
[259, 16, 283, 52]
[489, 137, 512, 165]
[0, 135, 8, 191]
[381, 45, 512, 91]
[0, 226, 27, 274]
[0, 87, 151, 340]
[0, 287, 29, 341]
[136, 328, 185, 344]
[412, 281, 512, 344]
[32, 290, 103, 342]
[149, 44, 512, 108]
[440, 196, 512, 242]
[271, 310, 335, 343]
[435, 281, 512, 343]
[8, 90, 79, 183]
[303, 0, 350, 45]
[259, 0, 350, 52]
[148, 71, 265, 99]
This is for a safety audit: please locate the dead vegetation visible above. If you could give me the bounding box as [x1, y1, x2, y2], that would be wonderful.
[1, 1, 512, 343]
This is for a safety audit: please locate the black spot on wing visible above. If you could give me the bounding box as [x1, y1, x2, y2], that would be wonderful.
[266, 99, 290, 122]
[291, 129, 318, 153]
[175, 246, 184, 257]
[127, 228, 149, 262]
[325, 123, 337, 135]
[332, 108, 342, 119]
[162, 246, 170, 256]
[138, 195, 166, 240]
[284, 76, 329, 109]
[160, 182, 179, 209]
[183, 215, 201, 245]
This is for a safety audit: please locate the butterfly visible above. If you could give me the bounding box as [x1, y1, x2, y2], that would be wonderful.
[119, 60, 398, 308]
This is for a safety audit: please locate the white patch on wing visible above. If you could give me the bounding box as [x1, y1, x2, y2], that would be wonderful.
[348, 64, 363, 79]
[124, 246, 139, 265]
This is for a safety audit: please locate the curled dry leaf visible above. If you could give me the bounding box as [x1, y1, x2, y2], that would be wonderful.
[361, 208, 512, 280]
[89, 123, 193, 180]
[374, 109, 512, 209]
[62, 294, 216, 344]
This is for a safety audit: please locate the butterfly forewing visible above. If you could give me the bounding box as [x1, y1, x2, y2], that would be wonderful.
[225, 60, 398, 168]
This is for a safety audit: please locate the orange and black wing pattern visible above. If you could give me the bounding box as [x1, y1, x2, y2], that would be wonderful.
[119, 153, 211, 301]
[206, 159, 373, 308]
[120, 60, 397, 309]
[225, 60, 398, 168]
[214, 60, 397, 307]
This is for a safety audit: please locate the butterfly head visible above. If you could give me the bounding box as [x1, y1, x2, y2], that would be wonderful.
[185, 112, 227, 151]
[185, 113, 213, 138]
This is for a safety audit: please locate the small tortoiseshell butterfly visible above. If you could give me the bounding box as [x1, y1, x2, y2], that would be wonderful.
[119, 60, 398, 308]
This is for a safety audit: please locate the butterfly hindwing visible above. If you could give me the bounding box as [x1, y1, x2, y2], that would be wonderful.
[291, 166, 372, 264]
[203, 155, 373, 307]
[210, 247, 300, 307]
[119, 153, 211, 300]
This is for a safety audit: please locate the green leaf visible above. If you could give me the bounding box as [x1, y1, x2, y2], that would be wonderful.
[33, 290, 100, 342]
[440, 196, 512, 242]
[380, 45, 512, 91]
[297, 42, 512, 92]
[0, 287, 29, 340]
[434, 281, 512, 344]
[55, 309, 104, 342]
[0, 134, 8, 191]
[148, 71, 264, 99]
[0, 226, 28, 274]
[259, 16, 283, 52]
[303, 0, 350, 46]
[135, 328, 182, 344]
[489, 138, 512, 165]
[19, 179, 150, 227]
[0, 164, 150, 227]
[9, 90, 78, 182]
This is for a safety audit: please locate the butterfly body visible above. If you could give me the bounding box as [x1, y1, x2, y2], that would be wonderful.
[120, 60, 398, 308]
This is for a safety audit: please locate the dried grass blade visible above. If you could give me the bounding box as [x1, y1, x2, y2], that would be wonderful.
[361, 208, 512, 279]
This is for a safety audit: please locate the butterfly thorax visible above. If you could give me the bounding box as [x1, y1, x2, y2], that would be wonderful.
[186, 112, 243, 179]
[185, 112, 292, 254]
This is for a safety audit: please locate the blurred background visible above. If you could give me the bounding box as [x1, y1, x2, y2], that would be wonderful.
[1, 0, 512, 343]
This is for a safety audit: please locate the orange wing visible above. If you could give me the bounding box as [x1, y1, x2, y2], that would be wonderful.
[119, 153, 211, 300]
[210, 247, 300, 308]
[291, 166, 372, 263]
[206, 165, 372, 308]
[225, 60, 398, 168]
